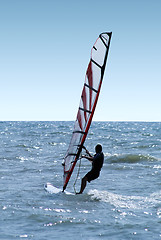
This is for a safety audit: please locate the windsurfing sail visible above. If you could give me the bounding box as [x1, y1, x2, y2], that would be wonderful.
[63, 32, 112, 191]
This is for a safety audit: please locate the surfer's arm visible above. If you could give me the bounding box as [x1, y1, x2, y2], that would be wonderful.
[81, 155, 93, 162]
[82, 146, 93, 158]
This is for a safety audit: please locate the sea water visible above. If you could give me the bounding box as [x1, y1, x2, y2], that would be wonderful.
[0, 121, 161, 239]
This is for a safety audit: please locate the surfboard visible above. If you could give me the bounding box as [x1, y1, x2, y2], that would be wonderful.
[44, 183, 74, 195]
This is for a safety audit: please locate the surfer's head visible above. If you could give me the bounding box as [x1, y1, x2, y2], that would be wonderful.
[95, 144, 102, 153]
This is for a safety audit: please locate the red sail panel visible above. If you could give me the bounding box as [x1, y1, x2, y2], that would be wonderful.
[77, 109, 83, 131]
[82, 86, 87, 122]
[63, 32, 112, 191]
[86, 61, 93, 110]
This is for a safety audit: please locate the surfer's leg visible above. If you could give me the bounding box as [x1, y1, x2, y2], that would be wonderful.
[77, 176, 88, 194]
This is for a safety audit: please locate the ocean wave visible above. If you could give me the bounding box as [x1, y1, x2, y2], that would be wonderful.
[107, 154, 158, 164]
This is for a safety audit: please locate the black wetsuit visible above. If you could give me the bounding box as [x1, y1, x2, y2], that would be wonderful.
[85, 152, 104, 182]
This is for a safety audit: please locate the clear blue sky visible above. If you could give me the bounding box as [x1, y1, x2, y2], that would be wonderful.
[0, 0, 161, 121]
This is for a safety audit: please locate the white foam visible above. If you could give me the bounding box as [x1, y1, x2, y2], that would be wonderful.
[88, 189, 161, 209]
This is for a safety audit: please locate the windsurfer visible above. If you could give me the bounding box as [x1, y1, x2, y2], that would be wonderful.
[76, 144, 104, 194]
